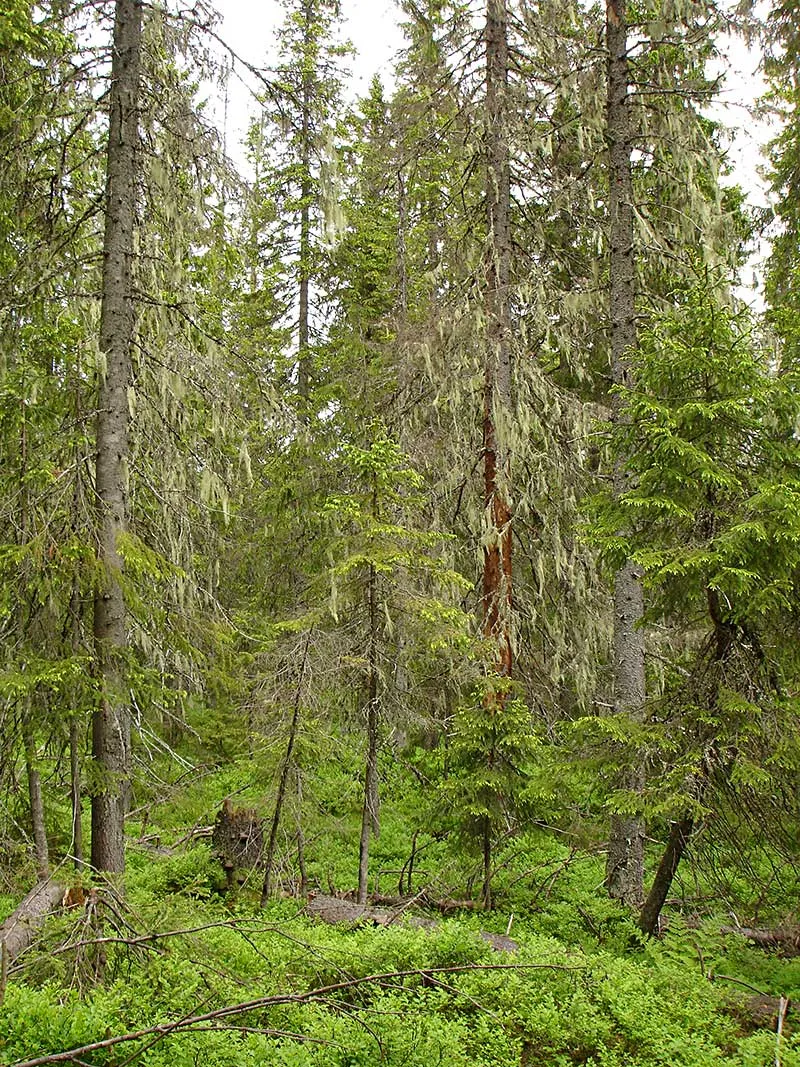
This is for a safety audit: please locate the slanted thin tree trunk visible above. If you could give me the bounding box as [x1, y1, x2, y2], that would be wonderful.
[357, 560, 381, 905]
[481, 815, 493, 909]
[296, 769, 307, 897]
[482, 0, 513, 680]
[70, 716, 83, 871]
[639, 815, 694, 936]
[605, 0, 646, 907]
[638, 583, 728, 933]
[261, 631, 312, 906]
[91, 0, 142, 875]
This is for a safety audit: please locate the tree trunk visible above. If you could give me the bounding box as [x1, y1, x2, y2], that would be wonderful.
[91, 0, 142, 875]
[482, 0, 513, 679]
[604, 0, 646, 907]
[638, 815, 694, 936]
[296, 769, 307, 897]
[23, 723, 49, 879]
[357, 561, 380, 905]
[637, 583, 726, 932]
[70, 716, 84, 871]
[481, 815, 492, 909]
[0, 881, 65, 966]
[261, 632, 311, 906]
[297, 0, 314, 403]
[69, 585, 84, 871]
[17, 386, 48, 879]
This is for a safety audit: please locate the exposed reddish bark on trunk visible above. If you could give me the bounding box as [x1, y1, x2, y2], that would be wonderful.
[482, 0, 513, 680]
[91, 0, 142, 874]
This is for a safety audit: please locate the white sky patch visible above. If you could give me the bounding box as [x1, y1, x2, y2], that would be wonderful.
[210, 0, 402, 169]
[706, 29, 775, 308]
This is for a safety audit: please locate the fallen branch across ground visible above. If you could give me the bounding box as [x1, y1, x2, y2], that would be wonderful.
[10, 960, 586, 1067]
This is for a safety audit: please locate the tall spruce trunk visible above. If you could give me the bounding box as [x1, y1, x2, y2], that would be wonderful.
[18, 397, 49, 878]
[297, 0, 314, 403]
[477, 0, 512, 913]
[23, 723, 49, 879]
[357, 561, 380, 905]
[604, 0, 647, 907]
[91, 0, 142, 874]
[483, 0, 513, 676]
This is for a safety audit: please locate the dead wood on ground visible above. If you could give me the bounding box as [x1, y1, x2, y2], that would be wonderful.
[305, 892, 519, 952]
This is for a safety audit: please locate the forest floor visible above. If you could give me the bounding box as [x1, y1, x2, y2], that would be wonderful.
[1, 747, 799, 1066]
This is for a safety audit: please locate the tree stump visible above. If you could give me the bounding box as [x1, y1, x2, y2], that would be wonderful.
[212, 798, 264, 888]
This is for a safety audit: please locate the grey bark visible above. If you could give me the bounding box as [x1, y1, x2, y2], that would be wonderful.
[297, 0, 314, 403]
[23, 724, 49, 879]
[91, 0, 142, 874]
[70, 716, 84, 871]
[0, 881, 64, 965]
[604, 0, 646, 906]
[69, 585, 84, 870]
[305, 894, 519, 952]
[357, 560, 381, 905]
[485, 0, 512, 415]
[17, 395, 49, 879]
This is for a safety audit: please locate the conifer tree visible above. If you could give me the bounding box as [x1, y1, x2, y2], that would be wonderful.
[594, 273, 800, 933]
[483, 0, 513, 682]
[0, 0, 100, 870]
[91, 0, 142, 874]
[604, 0, 647, 908]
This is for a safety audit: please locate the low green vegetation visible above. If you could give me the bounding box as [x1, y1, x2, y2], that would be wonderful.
[1, 748, 799, 1067]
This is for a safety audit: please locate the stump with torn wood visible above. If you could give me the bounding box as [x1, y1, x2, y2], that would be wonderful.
[212, 798, 264, 889]
[304, 893, 519, 952]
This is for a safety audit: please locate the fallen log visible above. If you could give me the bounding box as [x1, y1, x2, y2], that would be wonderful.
[371, 893, 479, 914]
[721, 926, 800, 956]
[0, 880, 65, 965]
[304, 893, 519, 952]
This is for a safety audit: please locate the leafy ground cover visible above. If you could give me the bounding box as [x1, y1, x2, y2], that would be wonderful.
[1, 756, 798, 1067]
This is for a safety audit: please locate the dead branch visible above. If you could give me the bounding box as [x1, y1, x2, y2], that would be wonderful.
[305, 893, 519, 952]
[11, 961, 585, 1067]
[721, 926, 800, 956]
[0, 880, 65, 965]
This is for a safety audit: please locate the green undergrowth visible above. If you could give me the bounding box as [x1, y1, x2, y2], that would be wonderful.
[2, 758, 799, 1066]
